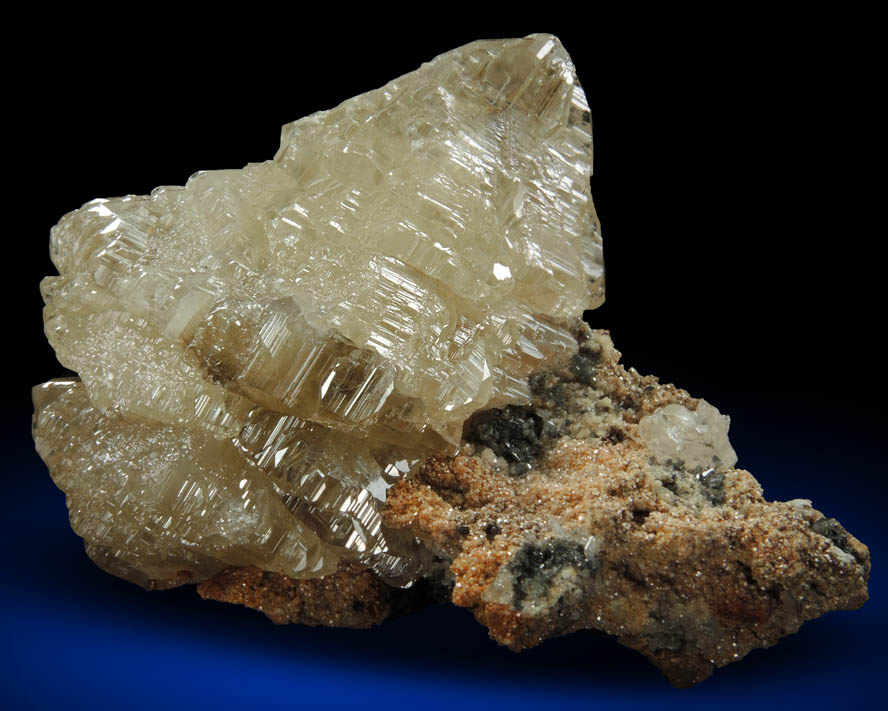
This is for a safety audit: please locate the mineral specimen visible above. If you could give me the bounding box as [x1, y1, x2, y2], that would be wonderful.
[33, 34, 869, 687]
[37, 33, 599, 586]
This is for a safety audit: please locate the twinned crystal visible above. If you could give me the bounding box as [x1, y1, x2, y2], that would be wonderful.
[34, 34, 869, 687]
[35, 34, 601, 586]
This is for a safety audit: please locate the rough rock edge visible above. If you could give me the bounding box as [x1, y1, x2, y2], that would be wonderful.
[181, 327, 870, 687]
[195, 561, 441, 628]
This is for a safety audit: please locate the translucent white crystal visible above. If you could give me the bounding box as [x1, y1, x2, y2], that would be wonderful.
[34, 33, 601, 587]
[42, 33, 600, 444]
[639, 402, 738, 471]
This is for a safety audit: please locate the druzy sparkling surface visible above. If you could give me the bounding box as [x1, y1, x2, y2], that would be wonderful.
[33, 34, 869, 687]
[35, 34, 601, 585]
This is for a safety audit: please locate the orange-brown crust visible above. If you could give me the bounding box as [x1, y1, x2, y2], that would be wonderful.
[144, 328, 870, 688]
[383, 329, 870, 686]
[196, 561, 400, 628]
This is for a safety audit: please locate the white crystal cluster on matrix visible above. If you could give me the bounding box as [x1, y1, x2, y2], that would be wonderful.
[34, 34, 604, 587]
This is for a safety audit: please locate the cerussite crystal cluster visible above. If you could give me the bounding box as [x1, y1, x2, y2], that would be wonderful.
[34, 34, 869, 686]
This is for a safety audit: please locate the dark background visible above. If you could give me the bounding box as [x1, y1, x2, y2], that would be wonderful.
[4, 10, 883, 710]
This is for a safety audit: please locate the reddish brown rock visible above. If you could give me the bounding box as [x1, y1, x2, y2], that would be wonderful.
[196, 561, 422, 628]
[146, 327, 870, 686]
[383, 328, 870, 686]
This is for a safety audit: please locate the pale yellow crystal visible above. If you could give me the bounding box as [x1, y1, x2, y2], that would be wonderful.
[34, 378, 337, 585]
[34, 34, 602, 586]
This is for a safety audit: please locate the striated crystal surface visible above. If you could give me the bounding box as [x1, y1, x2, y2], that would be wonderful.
[33, 35, 871, 686]
[34, 34, 601, 586]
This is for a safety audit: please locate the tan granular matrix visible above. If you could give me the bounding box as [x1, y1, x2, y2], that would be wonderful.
[200, 326, 870, 687]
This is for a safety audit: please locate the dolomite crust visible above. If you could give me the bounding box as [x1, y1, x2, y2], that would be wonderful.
[195, 561, 435, 628]
[384, 327, 870, 686]
[193, 327, 870, 686]
[33, 34, 869, 688]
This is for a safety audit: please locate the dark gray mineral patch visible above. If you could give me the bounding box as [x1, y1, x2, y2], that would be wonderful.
[463, 405, 543, 472]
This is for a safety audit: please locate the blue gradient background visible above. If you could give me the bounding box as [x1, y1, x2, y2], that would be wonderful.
[5, 12, 883, 710]
[3, 406, 884, 710]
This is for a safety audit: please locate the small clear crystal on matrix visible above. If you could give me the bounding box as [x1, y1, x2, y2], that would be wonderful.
[34, 34, 868, 686]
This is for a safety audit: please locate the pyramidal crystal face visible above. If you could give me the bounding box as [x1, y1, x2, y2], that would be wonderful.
[35, 34, 601, 586]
